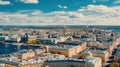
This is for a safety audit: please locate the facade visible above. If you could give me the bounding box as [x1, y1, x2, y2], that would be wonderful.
[34, 49, 46, 55]
[22, 33, 37, 43]
[42, 56, 102, 67]
[0, 49, 66, 67]
[27, 36, 37, 43]
[18, 50, 35, 59]
[49, 41, 86, 57]
[8, 37, 21, 42]
[37, 37, 67, 44]
[0, 36, 9, 41]
[0, 62, 5, 67]
[114, 47, 120, 63]
[114, 52, 120, 63]
[5, 63, 42, 67]
[79, 47, 109, 63]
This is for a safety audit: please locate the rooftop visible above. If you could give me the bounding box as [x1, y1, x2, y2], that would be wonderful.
[46, 56, 101, 65]
[81, 46, 108, 54]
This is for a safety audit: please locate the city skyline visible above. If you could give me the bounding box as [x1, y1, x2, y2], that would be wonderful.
[0, 0, 120, 25]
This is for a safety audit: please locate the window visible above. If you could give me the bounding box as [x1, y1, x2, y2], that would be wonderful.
[71, 65, 74, 67]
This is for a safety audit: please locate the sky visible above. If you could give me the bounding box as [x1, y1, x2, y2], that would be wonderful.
[0, 0, 120, 25]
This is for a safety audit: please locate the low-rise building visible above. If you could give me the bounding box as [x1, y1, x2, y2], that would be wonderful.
[114, 47, 120, 63]
[0, 36, 9, 41]
[18, 50, 35, 59]
[0, 53, 65, 67]
[37, 37, 67, 44]
[8, 37, 21, 42]
[79, 46, 109, 63]
[1, 60, 43, 67]
[0, 62, 5, 67]
[49, 41, 86, 57]
[22, 33, 37, 43]
[42, 56, 102, 67]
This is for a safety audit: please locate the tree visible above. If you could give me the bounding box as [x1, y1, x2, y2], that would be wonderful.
[29, 40, 40, 44]
[79, 55, 86, 59]
[110, 62, 120, 67]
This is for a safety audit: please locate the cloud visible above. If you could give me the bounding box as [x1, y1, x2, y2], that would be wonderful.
[78, 5, 120, 25]
[0, 10, 84, 25]
[18, 0, 39, 4]
[57, 5, 68, 9]
[93, 0, 109, 3]
[1, 5, 120, 25]
[113, 0, 120, 4]
[0, 0, 11, 5]
[81, 5, 116, 13]
[93, 0, 96, 3]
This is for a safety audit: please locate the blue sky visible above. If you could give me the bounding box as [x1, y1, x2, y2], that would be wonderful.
[0, 0, 120, 25]
[0, 0, 116, 12]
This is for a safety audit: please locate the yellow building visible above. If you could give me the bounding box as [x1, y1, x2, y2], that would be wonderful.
[114, 53, 120, 62]
[18, 50, 35, 59]
[27, 36, 37, 43]
[79, 47, 109, 63]
[42, 56, 102, 67]
[114, 47, 120, 62]
[1, 59, 43, 67]
[49, 41, 86, 57]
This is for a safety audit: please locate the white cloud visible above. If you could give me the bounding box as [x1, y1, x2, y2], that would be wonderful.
[80, 5, 117, 14]
[57, 5, 68, 9]
[1, 5, 120, 25]
[93, 0, 108, 3]
[93, 0, 96, 3]
[113, 0, 120, 4]
[19, 0, 39, 4]
[77, 5, 120, 25]
[0, 0, 11, 5]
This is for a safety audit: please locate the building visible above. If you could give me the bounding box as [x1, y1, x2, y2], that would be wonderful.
[37, 37, 67, 44]
[0, 36, 9, 41]
[34, 49, 46, 55]
[87, 40, 114, 55]
[18, 50, 35, 59]
[0, 62, 5, 67]
[114, 47, 120, 63]
[8, 37, 21, 42]
[21, 33, 37, 43]
[0, 53, 65, 67]
[42, 56, 102, 67]
[79, 46, 109, 63]
[27, 36, 37, 43]
[1, 60, 43, 67]
[38, 53, 65, 60]
[37, 38, 55, 44]
[49, 41, 86, 57]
